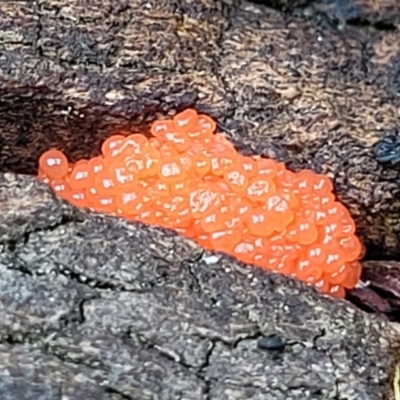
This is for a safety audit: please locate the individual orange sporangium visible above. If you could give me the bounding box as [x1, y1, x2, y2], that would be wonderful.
[37, 109, 363, 298]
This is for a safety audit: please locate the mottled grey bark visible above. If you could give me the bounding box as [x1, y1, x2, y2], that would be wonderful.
[0, 172, 398, 399]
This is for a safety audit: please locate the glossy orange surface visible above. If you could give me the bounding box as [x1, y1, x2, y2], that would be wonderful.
[37, 109, 363, 298]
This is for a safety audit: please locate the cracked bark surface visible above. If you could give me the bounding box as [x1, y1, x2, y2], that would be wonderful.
[2, 0, 400, 258]
[0, 172, 399, 399]
[1, 0, 400, 398]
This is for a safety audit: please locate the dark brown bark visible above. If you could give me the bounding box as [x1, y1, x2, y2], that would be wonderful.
[1, 0, 400, 258]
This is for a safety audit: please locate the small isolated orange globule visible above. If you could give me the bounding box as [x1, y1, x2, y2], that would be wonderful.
[37, 109, 363, 298]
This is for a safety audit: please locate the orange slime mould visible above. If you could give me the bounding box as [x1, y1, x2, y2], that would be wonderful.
[37, 108, 363, 298]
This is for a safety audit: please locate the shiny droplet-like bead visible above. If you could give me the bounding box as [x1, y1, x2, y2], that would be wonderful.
[39, 149, 69, 179]
[189, 184, 223, 218]
[69, 160, 92, 190]
[158, 157, 187, 183]
[295, 259, 323, 283]
[173, 108, 198, 131]
[224, 164, 249, 193]
[323, 249, 346, 275]
[101, 135, 125, 158]
[116, 185, 146, 216]
[246, 208, 274, 237]
[246, 177, 276, 203]
[342, 261, 362, 289]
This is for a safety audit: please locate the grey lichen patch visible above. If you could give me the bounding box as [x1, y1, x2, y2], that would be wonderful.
[86, 298, 213, 368]
[7, 210, 203, 290]
[49, 326, 207, 399]
[81, 287, 253, 368]
[0, 262, 95, 339]
[0, 343, 122, 400]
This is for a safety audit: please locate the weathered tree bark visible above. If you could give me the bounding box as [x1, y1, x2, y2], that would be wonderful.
[0, 172, 398, 399]
[1, 0, 400, 258]
[1, 1, 400, 398]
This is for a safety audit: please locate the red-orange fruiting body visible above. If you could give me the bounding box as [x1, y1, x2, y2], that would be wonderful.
[37, 108, 363, 298]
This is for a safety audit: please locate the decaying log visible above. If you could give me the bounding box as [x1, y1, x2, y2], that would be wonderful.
[0, 172, 398, 399]
[1, 2, 400, 398]
[1, 0, 400, 258]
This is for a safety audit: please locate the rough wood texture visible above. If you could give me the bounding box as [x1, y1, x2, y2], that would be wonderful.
[0, 172, 398, 399]
[1, 0, 400, 258]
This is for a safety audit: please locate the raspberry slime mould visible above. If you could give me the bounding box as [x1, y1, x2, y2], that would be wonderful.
[37, 109, 363, 299]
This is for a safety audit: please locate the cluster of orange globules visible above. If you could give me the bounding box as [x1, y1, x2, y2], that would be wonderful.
[37, 109, 363, 298]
